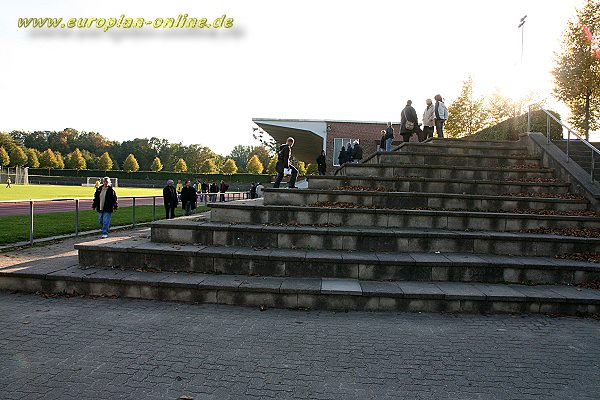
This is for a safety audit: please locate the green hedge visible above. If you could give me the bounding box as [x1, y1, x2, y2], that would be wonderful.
[27, 169, 272, 183]
[465, 109, 563, 141]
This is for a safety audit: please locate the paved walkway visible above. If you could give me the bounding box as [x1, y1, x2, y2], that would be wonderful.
[1, 290, 599, 400]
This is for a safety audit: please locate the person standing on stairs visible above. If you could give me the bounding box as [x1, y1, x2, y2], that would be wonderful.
[422, 98, 435, 141]
[352, 140, 363, 163]
[273, 137, 298, 189]
[434, 94, 448, 138]
[400, 100, 419, 142]
[338, 146, 348, 166]
[384, 122, 394, 151]
[163, 179, 178, 219]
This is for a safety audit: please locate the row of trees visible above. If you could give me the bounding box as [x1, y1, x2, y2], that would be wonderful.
[443, 78, 537, 138]
[0, 130, 280, 174]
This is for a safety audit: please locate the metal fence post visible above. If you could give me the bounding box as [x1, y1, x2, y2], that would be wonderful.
[566, 130, 570, 163]
[152, 196, 156, 221]
[75, 199, 79, 238]
[546, 114, 551, 143]
[592, 151, 596, 182]
[29, 201, 34, 246]
[132, 197, 136, 227]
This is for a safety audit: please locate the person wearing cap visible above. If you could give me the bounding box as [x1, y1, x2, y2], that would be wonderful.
[384, 122, 394, 151]
[92, 177, 118, 238]
[351, 140, 363, 163]
[163, 179, 178, 219]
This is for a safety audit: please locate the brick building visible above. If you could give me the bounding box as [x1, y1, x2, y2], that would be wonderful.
[252, 118, 402, 172]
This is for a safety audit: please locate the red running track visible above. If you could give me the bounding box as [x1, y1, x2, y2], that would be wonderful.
[0, 193, 248, 217]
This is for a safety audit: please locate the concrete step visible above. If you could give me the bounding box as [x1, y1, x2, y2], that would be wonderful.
[75, 238, 600, 285]
[262, 188, 588, 212]
[366, 151, 540, 168]
[383, 142, 529, 156]
[306, 175, 570, 194]
[208, 202, 600, 231]
[148, 220, 600, 257]
[3, 261, 600, 314]
[337, 163, 555, 180]
[430, 139, 525, 147]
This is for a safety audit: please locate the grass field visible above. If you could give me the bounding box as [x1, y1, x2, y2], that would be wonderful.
[0, 205, 208, 245]
[0, 184, 162, 201]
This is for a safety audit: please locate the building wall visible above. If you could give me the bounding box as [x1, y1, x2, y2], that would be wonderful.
[325, 121, 402, 171]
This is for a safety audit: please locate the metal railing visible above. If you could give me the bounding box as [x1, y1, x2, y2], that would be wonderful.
[0, 191, 249, 246]
[528, 104, 600, 182]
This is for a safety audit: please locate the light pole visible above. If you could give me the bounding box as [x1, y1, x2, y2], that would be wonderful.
[518, 15, 527, 65]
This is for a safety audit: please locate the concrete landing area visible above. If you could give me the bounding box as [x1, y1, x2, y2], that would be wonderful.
[1, 229, 600, 315]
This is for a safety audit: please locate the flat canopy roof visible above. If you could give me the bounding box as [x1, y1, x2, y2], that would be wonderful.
[253, 119, 326, 163]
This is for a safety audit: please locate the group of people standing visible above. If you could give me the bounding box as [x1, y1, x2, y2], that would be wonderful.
[164, 179, 230, 219]
[381, 95, 448, 149]
[337, 141, 363, 166]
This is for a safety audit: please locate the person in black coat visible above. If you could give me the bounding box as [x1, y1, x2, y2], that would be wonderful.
[338, 147, 347, 166]
[163, 179, 178, 219]
[316, 150, 326, 175]
[352, 140, 363, 163]
[92, 177, 118, 238]
[273, 137, 298, 188]
[180, 180, 197, 216]
[400, 100, 420, 142]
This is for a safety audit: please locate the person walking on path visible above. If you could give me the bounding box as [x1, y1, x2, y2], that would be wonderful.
[5, 177, 11, 188]
[219, 180, 229, 202]
[434, 94, 448, 138]
[352, 140, 363, 163]
[163, 179, 178, 219]
[384, 122, 394, 151]
[422, 98, 435, 141]
[273, 137, 298, 189]
[180, 180, 197, 216]
[400, 100, 419, 143]
[92, 177, 118, 238]
[316, 150, 326, 175]
[200, 181, 208, 202]
[337, 146, 348, 166]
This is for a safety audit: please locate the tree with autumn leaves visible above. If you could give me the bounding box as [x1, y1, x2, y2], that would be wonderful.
[553, 0, 600, 140]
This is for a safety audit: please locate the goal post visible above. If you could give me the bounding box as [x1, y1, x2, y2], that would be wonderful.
[83, 177, 119, 188]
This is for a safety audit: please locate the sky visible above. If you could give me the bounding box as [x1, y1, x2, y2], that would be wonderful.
[0, 0, 595, 155]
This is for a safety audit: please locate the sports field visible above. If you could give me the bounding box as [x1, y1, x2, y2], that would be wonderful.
[0, 184, 161, 201]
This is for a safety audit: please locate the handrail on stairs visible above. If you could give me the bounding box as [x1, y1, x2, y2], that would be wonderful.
[528, 103, 599, 183]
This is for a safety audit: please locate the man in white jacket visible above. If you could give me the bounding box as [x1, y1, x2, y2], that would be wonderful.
[422, 99, 435, 141]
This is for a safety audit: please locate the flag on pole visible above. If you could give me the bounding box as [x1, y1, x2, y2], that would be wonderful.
[581, 22, 600, 59]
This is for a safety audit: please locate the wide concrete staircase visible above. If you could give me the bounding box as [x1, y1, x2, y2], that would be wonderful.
[23, 139, 600, 314]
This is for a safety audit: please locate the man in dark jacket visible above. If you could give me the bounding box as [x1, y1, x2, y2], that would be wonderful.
[180, 180, 197, 216]
[338, 146, 347, 166]
[273, 137, 298, 188]
[346, 142, 354, 163]
[352, 140, 363, 163]
[219, 180, 229, 202]
[384, 122, 394, 151]
[92, 176, 118, 238]
[400, 100, 419, 142]
[316, 150, 326, 175]
[163, 179, 178, 219]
